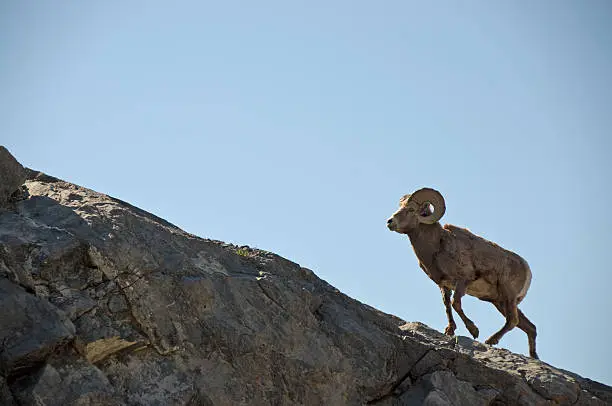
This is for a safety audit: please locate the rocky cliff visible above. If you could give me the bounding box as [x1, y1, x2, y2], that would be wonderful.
[0, 146, 610, 406]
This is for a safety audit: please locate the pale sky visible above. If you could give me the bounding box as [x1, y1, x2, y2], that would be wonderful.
[2, 1, 611, 384]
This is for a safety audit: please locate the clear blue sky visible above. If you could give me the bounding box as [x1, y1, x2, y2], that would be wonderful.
[2, 1, 611, 385]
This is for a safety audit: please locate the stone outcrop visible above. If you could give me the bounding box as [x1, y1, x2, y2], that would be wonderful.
[0, 146, 610, 405]
[0, 146, 26, 208]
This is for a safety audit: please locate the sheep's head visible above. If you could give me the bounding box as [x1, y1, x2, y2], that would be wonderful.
[387, 188, 446, 233]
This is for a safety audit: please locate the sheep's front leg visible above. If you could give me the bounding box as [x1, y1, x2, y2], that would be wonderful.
[452, 281, 480, 339]
[440, 286, 456, 336]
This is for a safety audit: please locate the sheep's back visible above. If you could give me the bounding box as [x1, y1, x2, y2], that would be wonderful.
[443, 224, 518, 269]
[442, 224, 530, 298]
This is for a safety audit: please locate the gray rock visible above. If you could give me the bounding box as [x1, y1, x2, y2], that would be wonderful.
[11, 351, 120, 405]
[107, 293, 129, 313]
[0, 146, 26, 208]
[422, 390, 453, 406]
[0, 150, 610, 405]
[0, 278, 75, 378]
[49, 286, 98, 320]
[0, 376, 15, 405]
[422, 370, 491, 406]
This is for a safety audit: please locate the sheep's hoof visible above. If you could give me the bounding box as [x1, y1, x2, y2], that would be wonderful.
[485, 336, 499, 346]
[467, 324, 479, 339]
[444, 325, 456, 336]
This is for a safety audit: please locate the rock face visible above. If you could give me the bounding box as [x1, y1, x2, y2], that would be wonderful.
[0, 147, 610, 406]
[0, 146, 26, 208]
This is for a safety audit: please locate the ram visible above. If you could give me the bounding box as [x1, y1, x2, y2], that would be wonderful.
[387, 188, 538, 358]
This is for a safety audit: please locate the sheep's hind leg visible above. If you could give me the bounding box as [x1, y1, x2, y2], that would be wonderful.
[518, 309, 538, 359]
[485, 298, 519, 347]
[451, 281, 479, 339]
[491, 302, 538, 359]
[440, 286, 457, 336]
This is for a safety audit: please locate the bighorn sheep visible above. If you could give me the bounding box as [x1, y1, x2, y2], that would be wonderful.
[387, 188, 538, 358]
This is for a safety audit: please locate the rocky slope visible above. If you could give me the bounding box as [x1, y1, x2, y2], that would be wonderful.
[0, 146, 610, 406]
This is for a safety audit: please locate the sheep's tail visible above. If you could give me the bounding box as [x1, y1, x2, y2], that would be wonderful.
[517, 258, 532, 304]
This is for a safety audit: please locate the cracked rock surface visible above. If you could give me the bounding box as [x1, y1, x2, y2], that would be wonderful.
[0, 148, 610, 405]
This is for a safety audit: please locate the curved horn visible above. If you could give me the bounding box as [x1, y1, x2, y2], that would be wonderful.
[408, 188, 446, 224]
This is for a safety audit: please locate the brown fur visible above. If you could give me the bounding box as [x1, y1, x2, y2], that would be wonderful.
[388, 199, 538, 358]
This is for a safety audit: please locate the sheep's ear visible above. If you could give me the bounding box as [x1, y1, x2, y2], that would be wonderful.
[410, 188, 446, 224]
[419, 203, 433, 217]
